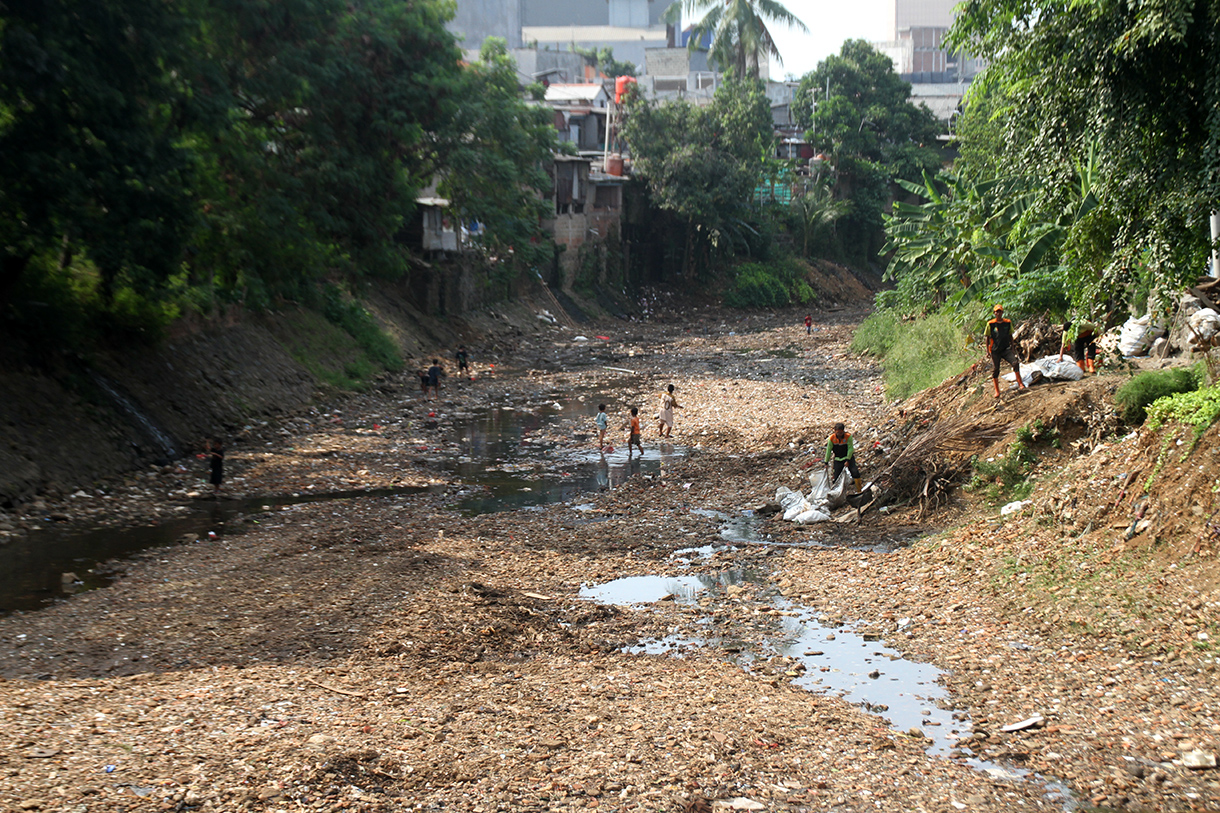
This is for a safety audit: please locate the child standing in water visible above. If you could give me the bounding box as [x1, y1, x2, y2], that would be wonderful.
[627, 407, 643, 456]
[595, 403, 610, 450]
[207, 437, 224, 497]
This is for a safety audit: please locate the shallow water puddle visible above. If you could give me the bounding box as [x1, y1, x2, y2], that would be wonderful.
[446, 403, 687, 514]
[774, 604, 961, 755]
[582, 571, 1074, 805]
[578, 569, 754, 605]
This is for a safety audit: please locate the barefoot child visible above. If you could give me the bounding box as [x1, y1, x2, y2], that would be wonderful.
[206, 437, 224, 497]
[627, 407, 643, 455]
[656, 384, 680, 438]
[595, 403, 609, 450]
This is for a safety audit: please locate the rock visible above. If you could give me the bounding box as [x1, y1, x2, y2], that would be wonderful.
[1181, 750, 1216, 769]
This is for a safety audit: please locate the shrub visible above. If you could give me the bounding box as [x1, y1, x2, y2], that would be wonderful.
[1114, 367, 1202, 425]
[968, 439, 1037, 502]
[724, 262, 790, 308]
[989, 265, 1071, 320]
[851, 311, 901, 357]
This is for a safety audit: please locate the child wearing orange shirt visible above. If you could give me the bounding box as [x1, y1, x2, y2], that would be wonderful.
[627, 407, 643, 455]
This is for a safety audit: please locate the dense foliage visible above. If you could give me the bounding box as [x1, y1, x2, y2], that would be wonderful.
[879, 0, 1220, 324]
[621, 78, 772, 281]
[0, 0, 557, 348]
[792, 41, 944, 267]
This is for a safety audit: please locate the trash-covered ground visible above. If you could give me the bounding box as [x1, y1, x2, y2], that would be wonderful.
[1, 306, 1219, 812]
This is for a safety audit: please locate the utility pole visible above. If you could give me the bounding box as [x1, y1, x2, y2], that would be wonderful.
[1212, 210, 1219, 278]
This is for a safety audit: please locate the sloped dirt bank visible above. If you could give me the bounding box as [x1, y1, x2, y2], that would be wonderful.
[0, 286, 561, 512]
[1, 305, 1218, 813]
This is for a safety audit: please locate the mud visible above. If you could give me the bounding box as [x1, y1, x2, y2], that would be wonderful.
[1, 305, 1219, 813]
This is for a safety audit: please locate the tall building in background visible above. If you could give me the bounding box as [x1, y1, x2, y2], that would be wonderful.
[875, 0, 983, 84]
[447, 0, 523, 49]
[873, 0, 985, 132]
[521, 0, 670, 69]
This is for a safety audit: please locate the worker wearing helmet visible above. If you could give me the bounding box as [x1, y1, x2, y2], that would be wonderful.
[985, 304, 1027, 398]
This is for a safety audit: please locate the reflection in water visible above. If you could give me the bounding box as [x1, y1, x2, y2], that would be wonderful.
[0, 486, 434, 612]
[3, 399, 686, 609]
[448, 404, 686, 514]
[579, 569, 758, 605]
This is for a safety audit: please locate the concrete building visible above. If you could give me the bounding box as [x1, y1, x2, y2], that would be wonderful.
[448, 0, 522, 49]
[545, 84, 610, 152]
[868, 0, 986, 132]
[637, 46, 718, 103]
[511, 48, 596, 86]
[873, 0, 984, 84]
[546, 155, 624, 285]
[521, 0, 669, 72]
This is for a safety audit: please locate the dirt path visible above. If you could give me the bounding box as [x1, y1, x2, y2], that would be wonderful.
[0, 308, 1217, 812]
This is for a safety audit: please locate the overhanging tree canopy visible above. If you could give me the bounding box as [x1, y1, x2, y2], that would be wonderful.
[949, 0, 1220, 301]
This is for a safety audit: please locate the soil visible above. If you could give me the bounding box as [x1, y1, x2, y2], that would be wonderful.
[2, 300, 1220, 813]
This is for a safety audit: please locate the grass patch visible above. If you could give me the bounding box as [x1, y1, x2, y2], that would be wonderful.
[271, 308, 385, 391]
[724, 259, 817, 309]
[852, 311, 976, 400]
[1114, 367, 1203, 425]
[319, 285, 403, 373]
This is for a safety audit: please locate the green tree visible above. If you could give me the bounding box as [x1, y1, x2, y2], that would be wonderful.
[792, 177, 850, 257]
[662, 0, 808, 79]
[792, 40, 944, 264]
[0, 0, 206, 306]
[437, 37, 557, 286]
[574, 45, 636, 78]
[191, 0, 464, 301]
[622, 78, 771, 279]
[949, 0, 1220, 305]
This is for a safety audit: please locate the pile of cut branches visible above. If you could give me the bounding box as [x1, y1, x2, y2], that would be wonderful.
[873, 412, 1012, 516]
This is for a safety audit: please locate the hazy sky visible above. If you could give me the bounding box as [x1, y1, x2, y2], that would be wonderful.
[714, 0, 894, 81]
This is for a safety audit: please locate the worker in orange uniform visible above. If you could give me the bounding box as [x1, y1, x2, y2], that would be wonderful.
[823, 422, 861, 493]
[986, 304, 1027, 398]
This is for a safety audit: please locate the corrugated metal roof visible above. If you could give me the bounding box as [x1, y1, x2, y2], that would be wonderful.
[545, 83, 608, 104]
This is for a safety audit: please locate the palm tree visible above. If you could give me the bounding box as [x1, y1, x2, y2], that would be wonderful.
[663, 0, 809, 79]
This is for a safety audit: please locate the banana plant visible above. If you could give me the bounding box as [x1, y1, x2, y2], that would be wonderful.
[881, 144, 1100, 313]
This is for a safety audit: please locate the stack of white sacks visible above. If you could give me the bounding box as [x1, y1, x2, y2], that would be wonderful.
[774, 468, 852, 525]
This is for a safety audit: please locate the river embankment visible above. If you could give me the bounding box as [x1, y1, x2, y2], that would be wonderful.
[1, 306, 1218, 812]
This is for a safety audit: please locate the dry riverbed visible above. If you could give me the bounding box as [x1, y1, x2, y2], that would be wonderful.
[1, 307, 1218, 812]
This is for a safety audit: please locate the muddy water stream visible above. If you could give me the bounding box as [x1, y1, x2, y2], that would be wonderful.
[0, 400, 684, 612]
[580, 529, 1074, 807]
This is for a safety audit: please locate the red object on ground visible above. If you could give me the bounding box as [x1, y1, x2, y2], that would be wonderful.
[428, 412, 436, 418]
[596, 336, 610, 340]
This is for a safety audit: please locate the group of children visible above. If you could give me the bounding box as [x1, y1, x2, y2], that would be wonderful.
[417, 346, 472, 400]
[594, 383, 682, 455]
